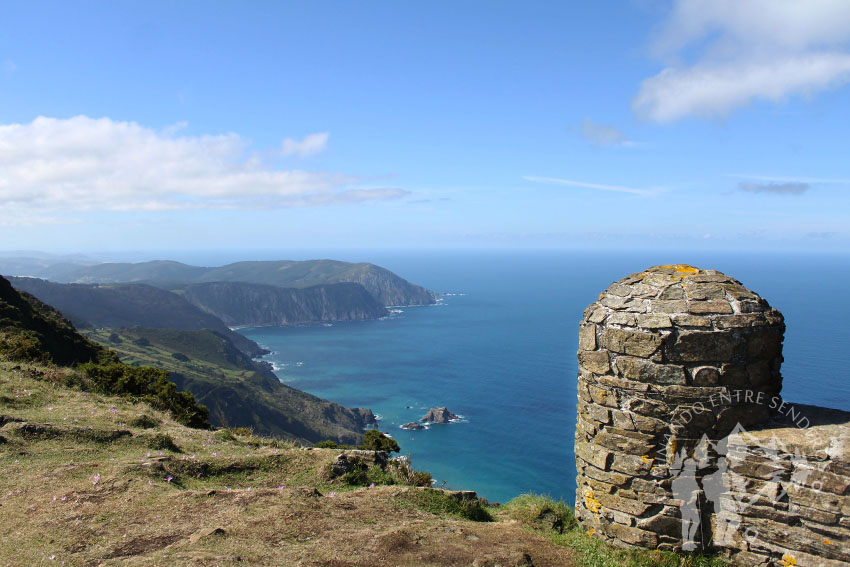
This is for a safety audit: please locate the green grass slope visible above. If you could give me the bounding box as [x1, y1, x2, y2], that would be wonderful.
[8, 277, 266, 357]
[0, 275, 109, 366]
[86, 327, 376, 445]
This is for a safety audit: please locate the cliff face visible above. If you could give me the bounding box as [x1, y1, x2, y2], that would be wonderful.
[179, 281, 388, 327]
[7, 277, 266, 358]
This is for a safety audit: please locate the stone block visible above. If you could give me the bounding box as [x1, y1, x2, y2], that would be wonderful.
[575, 439, 612, 471]
[666, 330, 739, 362]
[610, 450, 653, 475]
[658, 285, 684, 300]
[594, 427, 657, 454]
[597, 375, 652, 393]
[691, 366, 720, 386]
[791, 464, 850, 496]
[609, 312, 636, 326]
[595, 492, 652, 516]
[651, 300, 687, 314]
[670, 313, 711, 327]
[603, 328, 665, 357]
[688, 300, 734, 314]
[615, 356, 686, 384]
[636, 512, 682, 537]
[605, 523, 658, 547]
[588, 384, 618, 408]
[579, 350, 610, 375]
[714, 314, 769, 329]
[786, 482, 850, 515]
[683, 282, 725, 300]
[578, 324, 597, 350]
[587, 308, 607, 323]
[587, 404, 611, 425]
[582, 463, 631, 485]
[610, 409, 666, 434]
[606, 283, 632, 297]
[636, 314, 672, 329]
[788, 502, 840, 525]
[624, 397, 670, 420]
[746, 329, 784, 360]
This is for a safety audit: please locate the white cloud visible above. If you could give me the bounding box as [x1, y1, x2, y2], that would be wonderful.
[0, 117, 403, 215]
[523, 175, 662, 197]
[579, 118, 634, 147]
[635, 0, 850, 121]
[729, 174, 850, 184]
[739, 182, 809, 195]
[280, 132, 329, 157]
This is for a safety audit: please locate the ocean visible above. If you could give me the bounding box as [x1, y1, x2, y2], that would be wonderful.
[236, 250, 850, 505]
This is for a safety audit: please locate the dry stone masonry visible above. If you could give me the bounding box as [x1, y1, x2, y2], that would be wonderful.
[574, 265, 850, 566]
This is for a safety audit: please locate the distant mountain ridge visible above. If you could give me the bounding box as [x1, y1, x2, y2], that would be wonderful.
[25, 258, 436, 307]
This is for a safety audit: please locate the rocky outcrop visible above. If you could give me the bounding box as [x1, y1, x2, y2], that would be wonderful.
[574, 265, 850, 566]
[401, 422, 426, 431]
[350, 408, 378, 428]
[179, 281, 388, 327]
[421, 407, 459, 424]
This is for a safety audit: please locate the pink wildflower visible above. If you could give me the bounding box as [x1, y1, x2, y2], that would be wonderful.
[92, 473, 101, 485]
[165, 476, 173, 483]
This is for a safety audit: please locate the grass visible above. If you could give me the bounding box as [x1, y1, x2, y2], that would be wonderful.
[498, 494, 727, 567]
[1, 357, 727, 567]
[398, 487, 493, 522]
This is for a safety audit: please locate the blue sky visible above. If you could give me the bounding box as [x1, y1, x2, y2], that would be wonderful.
[1, 1, 849, 253]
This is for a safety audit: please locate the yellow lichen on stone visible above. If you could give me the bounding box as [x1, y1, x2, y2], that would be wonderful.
[641, 455, 652, 464]
[587, 528, 596, 537]
[583, 486, 602, 516]
[656, 264, 700, 275]
[780, 554, 797, 566]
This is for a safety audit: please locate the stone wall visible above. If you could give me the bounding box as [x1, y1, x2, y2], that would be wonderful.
[715, 406, 850, 566]
[574, 265, 850, 566]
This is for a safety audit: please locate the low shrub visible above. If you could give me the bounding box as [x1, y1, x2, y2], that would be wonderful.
[148, 433, 181, 453]
[77, 362, 209, 428]
[499, 494, 576, 533]
[360, 429, 399, 453]
[129, 414, 159, 429]
[401, 488, 491, 522]
[388, 457, 433, 487]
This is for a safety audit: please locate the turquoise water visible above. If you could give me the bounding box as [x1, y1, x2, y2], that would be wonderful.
[238, 250, 850, 504]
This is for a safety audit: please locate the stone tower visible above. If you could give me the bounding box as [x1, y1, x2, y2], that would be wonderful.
[574, 265, 785, 551]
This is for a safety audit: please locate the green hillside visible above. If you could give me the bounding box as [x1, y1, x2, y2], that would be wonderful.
[8, 277, 266, 357]
[0, 275, 109, 366]
[0, 275, 208, 428]
[85, 327, 376, 445]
